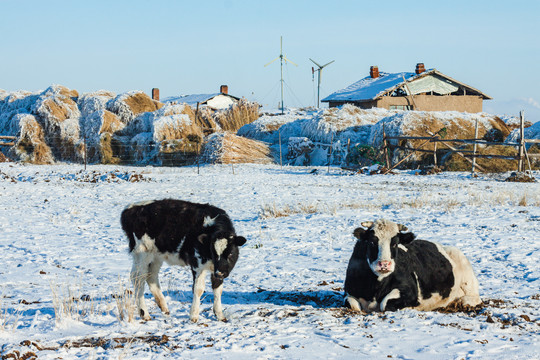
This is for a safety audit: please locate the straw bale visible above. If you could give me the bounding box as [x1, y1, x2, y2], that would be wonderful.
[107, 91, 164, 124]
[99, 110, 124, 134]
[32, 85, 82, 161]
[13, 114, 54, 164]
[209, 98, 260, 132]
[201, 132, 274, 164]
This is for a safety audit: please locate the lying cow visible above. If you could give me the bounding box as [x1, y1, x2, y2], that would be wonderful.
[344, 219, 481, 312]
[121, 199, 247, 322]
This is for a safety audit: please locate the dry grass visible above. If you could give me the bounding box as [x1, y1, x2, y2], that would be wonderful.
[0, 298, 21, 332]
[49, 280, 100, 324]
[202, 132, 273, 164]
[123, 92, 163, 115]
[99, 110, 125, 134]
[15, 114, 55, 164]
[114, 278, 137, 323]
[198, 99, 259, 133]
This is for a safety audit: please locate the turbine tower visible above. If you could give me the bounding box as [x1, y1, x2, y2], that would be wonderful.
[310, 58, 335, 108]
[265, 36, 297, 114]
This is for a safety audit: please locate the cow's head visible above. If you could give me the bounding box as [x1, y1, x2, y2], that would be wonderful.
[199, 231, 247, 280]
[353, 219, 415, 278]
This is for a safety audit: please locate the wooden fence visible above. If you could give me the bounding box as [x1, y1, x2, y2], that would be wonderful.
[382, 111, 539, 174]
[0, 135, 16, 147]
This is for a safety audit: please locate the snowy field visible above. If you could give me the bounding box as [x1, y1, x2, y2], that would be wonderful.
[0, 163, 539, 359]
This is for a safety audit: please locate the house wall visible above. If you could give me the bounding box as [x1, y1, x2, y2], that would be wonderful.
[328, 95, 484, 113]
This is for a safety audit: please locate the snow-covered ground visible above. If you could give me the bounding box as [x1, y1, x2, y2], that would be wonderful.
[0, 163, 538, 359]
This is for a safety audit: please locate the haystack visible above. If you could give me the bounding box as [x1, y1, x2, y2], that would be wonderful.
[205, 98, 260, 132]
[78, 91, 125, 163]
[201, 132, 274, 164]
[32, 85, 82, 161]
[106, 91, 164, 124]
[13, 114, 54, 164]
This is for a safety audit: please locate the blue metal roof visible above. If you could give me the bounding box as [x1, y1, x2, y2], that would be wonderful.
[322, 72, 416, 102]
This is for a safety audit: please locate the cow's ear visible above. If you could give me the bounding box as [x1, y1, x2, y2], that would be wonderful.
[353, 227, 366, 240]
[198, 234, 208, 243]
[234, 236, 247, 246]
[398, 232, 415, 244]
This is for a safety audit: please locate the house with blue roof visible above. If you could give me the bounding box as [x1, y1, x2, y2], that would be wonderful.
[322, 63, 491, 113]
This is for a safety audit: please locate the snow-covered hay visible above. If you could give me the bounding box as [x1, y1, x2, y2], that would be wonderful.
[201, 132, 274, 164]
[106, 91, 163, 124]
[209, 98, 260, 132]
[13, 113, 54, 164]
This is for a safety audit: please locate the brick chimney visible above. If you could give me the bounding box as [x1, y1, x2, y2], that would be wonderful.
[220, 85, 228, 94]
[415, 63, 425, 74]
[151, 88, 160, 101]
[370, 66, 379, 79]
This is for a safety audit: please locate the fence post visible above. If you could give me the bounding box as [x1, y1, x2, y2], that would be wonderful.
[433, 141, 438, 167]
[279, 130, 283, 168]
[518, 111, 525, 172]
[196, 102, 200, 174]
[84, 135, 87, 171]
[471, 118, 479, 174]
[327, 132, 334, 174]
[383, 124, 391, 169]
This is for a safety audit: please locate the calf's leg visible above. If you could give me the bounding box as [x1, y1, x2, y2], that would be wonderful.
[146, 258, 169, 315]
[211, 275, 226, 321]
[130, 252, 153, 321]
[190, 267, 209, 322]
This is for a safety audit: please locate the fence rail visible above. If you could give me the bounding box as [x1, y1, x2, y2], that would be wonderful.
[382, 111, 536, 173]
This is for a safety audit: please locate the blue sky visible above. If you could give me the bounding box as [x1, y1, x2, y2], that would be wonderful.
[1, 0, 539, 120]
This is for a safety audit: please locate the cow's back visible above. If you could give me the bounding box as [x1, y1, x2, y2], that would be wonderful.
[121, 199, 229, 253]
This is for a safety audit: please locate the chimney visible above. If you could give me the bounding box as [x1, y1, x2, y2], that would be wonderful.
[415, 63, 425, 74]
[370, 66, 379, 79]
[220, 85, 228, 94]
[151, 88, 160, 101]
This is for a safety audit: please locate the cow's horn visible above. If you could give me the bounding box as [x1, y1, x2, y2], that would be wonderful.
[398, 224, 408, 232]
[360, 221, 374, 229]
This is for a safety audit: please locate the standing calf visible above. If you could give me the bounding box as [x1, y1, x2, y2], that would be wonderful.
[121, 199, 246, 322]
[344, 219, 481, 312]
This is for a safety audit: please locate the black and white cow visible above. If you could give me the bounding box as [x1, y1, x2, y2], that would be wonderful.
[344, 219, 481, 312]
[120, 199, 247, 322]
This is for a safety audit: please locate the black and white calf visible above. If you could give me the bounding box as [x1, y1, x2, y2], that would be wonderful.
[344, 219, 481, 312]
[121, 199, 246, 322]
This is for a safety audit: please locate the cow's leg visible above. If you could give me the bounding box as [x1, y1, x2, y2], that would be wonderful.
[211, 275, 226, 321]
[146, 258, 169, 315]
[130, 252, 153, 321]
[190, 266, 208, 322]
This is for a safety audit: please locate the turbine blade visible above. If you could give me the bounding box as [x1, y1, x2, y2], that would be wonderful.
[309, 58, 322, 68]
[264, 57, 280, 67]
[322, 60, 335, 68]
[283, 56, 298, 66]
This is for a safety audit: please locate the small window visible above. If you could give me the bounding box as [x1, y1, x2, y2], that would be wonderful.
[389, 105, 412, 110]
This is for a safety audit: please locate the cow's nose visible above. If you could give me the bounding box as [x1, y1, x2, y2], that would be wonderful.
[378, 261, 392, 270]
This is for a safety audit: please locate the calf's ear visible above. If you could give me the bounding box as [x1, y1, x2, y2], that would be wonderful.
[398, 232, 415, 244]
[353, 227, 366, 240]
[234, 236, 247, 246]
[198, 234, 208, 243]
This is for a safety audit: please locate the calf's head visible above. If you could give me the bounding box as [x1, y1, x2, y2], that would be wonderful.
[353, 219, 415, 278]
[199, 231, 247, 280]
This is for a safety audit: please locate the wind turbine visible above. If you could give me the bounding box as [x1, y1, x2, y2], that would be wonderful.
[310, 58, 335, 108]
[265, 36, 297, 114]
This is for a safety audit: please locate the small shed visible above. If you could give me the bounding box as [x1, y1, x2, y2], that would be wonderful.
[163, 85, 241, 110]
[322, 64, 492, 113]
